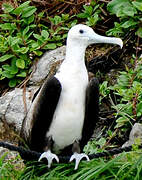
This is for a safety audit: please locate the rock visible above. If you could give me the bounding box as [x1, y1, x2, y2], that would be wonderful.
[122, 123, 142, 148]
[0, 146, 18, 159]
[0, 87, 38, 132]
[0, 146, 25, 169]
[29, 46, 66, 85]
[0, 122, 5, 134]
[0, 91, 14, 119]
[0, 46, 66, 132]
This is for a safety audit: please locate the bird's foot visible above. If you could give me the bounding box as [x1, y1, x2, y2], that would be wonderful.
[69, 152, 90, 170]
[38, 150, 59, 168]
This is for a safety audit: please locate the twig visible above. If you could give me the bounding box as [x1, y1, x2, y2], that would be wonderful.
[17, 61, 37, 89]
[23, 84, 27, 115]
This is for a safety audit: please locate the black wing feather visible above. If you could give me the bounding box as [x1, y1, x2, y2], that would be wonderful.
[21, 76, 62, 153]
[31, 86, 41, 102]
[80, 77, 99, 150]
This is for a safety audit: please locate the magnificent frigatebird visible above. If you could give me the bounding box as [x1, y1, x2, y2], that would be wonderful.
[20, 24, 123, 169]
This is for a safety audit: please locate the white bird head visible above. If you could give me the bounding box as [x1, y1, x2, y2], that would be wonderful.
[67, 24, 123, 49]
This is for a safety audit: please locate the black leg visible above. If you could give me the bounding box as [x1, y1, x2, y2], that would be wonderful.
[38, 136, 59, 168]
[70, 140, 90, 170]
[43, 136, 54, 152]
[72, 140, 81, 154]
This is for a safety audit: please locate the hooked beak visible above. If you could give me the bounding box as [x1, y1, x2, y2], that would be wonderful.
[89, 32, 123, 49]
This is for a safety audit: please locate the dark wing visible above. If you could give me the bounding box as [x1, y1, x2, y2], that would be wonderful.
[80, 77, 99, 150]
[20, 76, 62, 152]
[31, 86, 41, 102]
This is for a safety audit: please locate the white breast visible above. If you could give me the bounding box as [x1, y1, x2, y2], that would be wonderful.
[46, 63, 88, 152]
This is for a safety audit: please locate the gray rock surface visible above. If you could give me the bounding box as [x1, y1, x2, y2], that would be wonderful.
[29, 46, 65, 84]
[0, 46, 66, 132]
[0, 88, 35, 132]
[0, 146, 24, 168]
[122, 123, 142, 147]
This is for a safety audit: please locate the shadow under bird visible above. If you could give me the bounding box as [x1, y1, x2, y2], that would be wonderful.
[20, 24, 123, 170]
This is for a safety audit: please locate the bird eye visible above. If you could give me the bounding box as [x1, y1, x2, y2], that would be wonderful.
[79, 29, 84, 34]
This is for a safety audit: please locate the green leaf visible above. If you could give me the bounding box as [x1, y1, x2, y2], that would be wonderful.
[11, 37, 21, 46]
[10, 61, 19, 74]
[41, 30, 49, 40]
[137, 102, 142, 117]
[2, 64, 18, 75]
[77, 13, 89, 19]
[77, 5, 93, 19]
[84, 5, 93, 15]
[17, 1, 30, 8]
[86, 14, 99, 26]
[12, 1, 30, 15]
[117, 74, 129, 87]
[115, 117, 129, 128]
[0, 14, 13, 22]
[54, 16, 62, 25]
[121, 19, 138, 29]
[61, 14, 69, 21]
[106, 21, 124, 36]
[132, 81, 142, 89]
[2, 3, 14, 13]
[56, 42, 63, 47]
[136, 27, 142, 38]
[0, 23, 16, 30]
[96, 138, 106, 148]
[100, 81, 110, 97]
[16, 59, 25, 69]
[44, 43, 57, 50]
[9, 79, 17, 87]
[22, 6, 37, 18]
[12, 7, 22, 15]
[50, 16, 62, 25]
[31, 42, 40, 50]
[30, 24, 36, 28]
[25, 31, 33, 41]
[0, 54, 14, 62]
[132, 1, 142, 11]
[33, 50, 43, 56]
[2, 64, 11, 71]
[122, 6, 136, 17]
[23, 14, 35, 24]
[17, 71, 27, 77]
[107, 0, 137, 17]
[23, 26, 30, 36]
[38, 12, 44, 18]
[33, 33, 43, 41]
[2, 71, 15, 78]
[15, 47, 29, 54]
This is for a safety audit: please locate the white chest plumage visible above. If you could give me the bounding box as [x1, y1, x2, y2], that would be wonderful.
[46, 62, 88, 152]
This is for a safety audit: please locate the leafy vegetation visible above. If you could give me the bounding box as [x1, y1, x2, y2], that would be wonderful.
[99, 56, 142, 134]
[0, 1, 76, 87]
[0, 153, 24, 179]
[76, 1, 101, 26]
[107, 0, 142, 37]
[0, 0, 104, 88]
[0, 151, 142, 179]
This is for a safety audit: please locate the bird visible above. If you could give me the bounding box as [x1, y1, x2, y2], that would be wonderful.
[20, 24, 123, 170]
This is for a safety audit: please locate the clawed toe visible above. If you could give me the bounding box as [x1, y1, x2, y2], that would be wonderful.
[38, 150, 59, 168]
[38, 150, 89, 169]
[69, 152, 90, 170]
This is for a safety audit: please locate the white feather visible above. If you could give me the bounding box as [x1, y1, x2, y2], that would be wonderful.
[47, 38, 89, 152]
